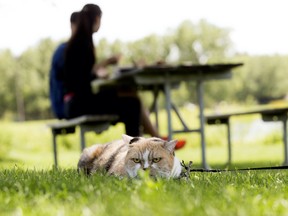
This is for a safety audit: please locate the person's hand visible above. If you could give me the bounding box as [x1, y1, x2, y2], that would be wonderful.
[92, 54, 122, 78]
[96, 67, 109, 79]
[106, 54, 121, 66]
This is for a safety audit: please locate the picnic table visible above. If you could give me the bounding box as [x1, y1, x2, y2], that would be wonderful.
[91, 63, 243, 169]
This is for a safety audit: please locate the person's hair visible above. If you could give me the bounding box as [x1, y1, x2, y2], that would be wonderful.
[70, 11, 79, 24]
[78, 4, 102, 37]
[66, 4, 102, 61]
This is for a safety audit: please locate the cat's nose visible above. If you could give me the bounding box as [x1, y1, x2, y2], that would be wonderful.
[143, 167, 148, 171]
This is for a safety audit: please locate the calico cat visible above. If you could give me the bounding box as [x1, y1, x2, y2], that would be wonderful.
[77, 134, 182, 178]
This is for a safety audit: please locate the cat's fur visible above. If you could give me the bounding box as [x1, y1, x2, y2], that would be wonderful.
[77, 134, 182, 178]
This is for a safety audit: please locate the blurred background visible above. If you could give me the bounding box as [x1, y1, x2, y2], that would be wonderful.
[0, 0, 287, 169]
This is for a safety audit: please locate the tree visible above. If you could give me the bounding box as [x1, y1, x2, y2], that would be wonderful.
[16, 38, 57, 120]
[165, 20, 235, 107]
[1, 20, 288, 121]
[0, 50, 18, 119]
[231, 54, 288, 103]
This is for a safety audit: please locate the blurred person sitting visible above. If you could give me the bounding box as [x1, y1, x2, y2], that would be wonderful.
[49, 11, 79, 119]
[62, 4, 158, 137]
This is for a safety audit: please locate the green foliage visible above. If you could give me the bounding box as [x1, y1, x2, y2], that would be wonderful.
[173, 19, 233, 64]
[0, 50, 18, 117]
[18, 38, 56, 120]
[231, 54, 288, 103]
[0, 20, 288, 120]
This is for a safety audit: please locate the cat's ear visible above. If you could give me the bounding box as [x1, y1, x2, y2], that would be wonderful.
[122, 134, 134, 144]
[164, 140, 177, 153]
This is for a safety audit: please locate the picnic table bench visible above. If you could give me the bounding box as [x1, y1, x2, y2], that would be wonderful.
[47, 114, 118, 167]
[205, 107, 288, 165]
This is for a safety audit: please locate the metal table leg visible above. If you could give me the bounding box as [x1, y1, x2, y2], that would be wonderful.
[150, 88, 160, 131]
[52, 130, 58, 168]
[164, 74, 172, 141]
[80, 126, 86, 151]
[283, 119, 288, 165]
[227, 121, 232, 165]
[196, 80, 209, 169]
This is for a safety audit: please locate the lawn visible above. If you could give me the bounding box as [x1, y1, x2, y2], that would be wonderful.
[0, 108, 288, 215]
[1, 168, 288, 216]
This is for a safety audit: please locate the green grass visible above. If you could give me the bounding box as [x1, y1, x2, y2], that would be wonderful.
[0, 107, 288, 215]
[1, 168, 288, 216]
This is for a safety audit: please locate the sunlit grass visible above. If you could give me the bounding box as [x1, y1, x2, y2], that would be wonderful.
[1, 168, 288, 216]
[0, 106, 285, 170]
[0, 107, 288, 215]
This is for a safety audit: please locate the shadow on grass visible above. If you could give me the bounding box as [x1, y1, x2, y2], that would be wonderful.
[188, 161, 284, 170]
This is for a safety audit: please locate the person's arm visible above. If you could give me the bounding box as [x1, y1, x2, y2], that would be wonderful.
[92, 54, 121, 78]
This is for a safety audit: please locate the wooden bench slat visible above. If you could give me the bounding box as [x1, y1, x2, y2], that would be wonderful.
[47, 115, 119, 129]
[47, 114, 119, 167]
[205, 107, 288, 123]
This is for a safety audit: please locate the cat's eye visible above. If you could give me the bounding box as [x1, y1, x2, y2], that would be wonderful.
[132, 158, 141, 163]
[152, 157, 162, 163]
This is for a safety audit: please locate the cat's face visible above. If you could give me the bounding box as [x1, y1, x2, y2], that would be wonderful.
[123, 135, 179, 178]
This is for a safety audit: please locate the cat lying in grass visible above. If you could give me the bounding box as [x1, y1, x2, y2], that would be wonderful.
[77, 134, 182, 178]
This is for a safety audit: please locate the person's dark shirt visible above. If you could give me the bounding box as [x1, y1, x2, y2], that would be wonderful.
[49, 43, 67, 119]
[63, 39, 96, 97]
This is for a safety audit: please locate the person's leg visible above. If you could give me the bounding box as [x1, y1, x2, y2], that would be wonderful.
[89, 91, 142, 136]
[115, 96, 142, 136]
[118, 90, 159, 137]
[64, 94, 87, 119]
[88, 92, 185, 149]
[141, 105, 160, 137]
[64, 92, 140, 136]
